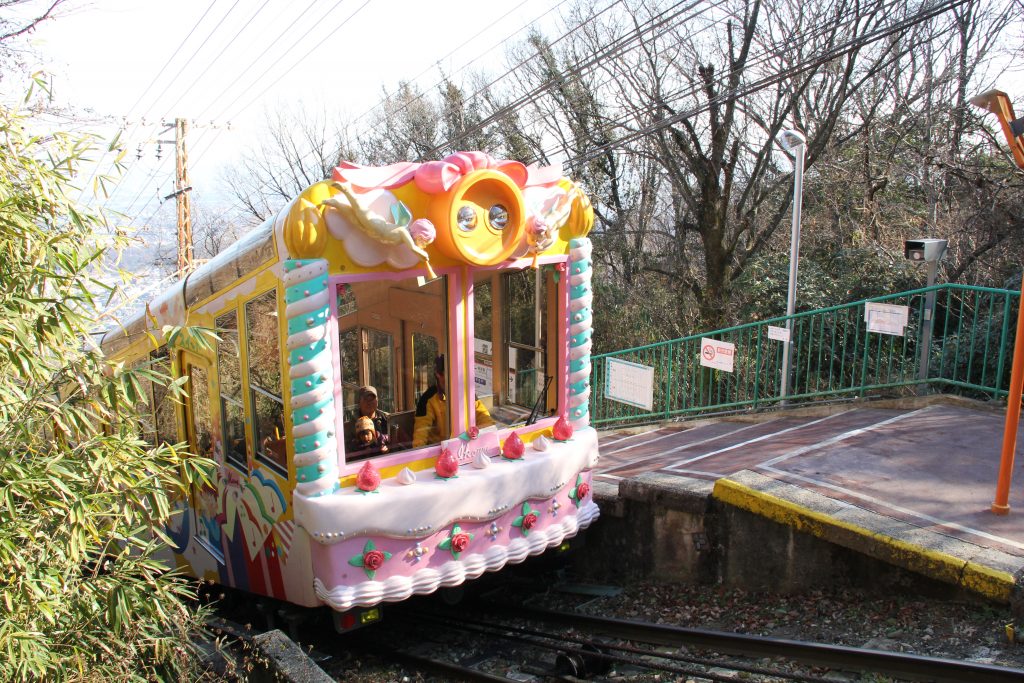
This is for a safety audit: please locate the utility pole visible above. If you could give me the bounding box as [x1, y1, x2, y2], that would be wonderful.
[969, 90, 1024, 515]
[163, 118, 193, 275]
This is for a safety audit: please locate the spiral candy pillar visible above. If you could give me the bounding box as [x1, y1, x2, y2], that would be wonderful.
[567, 238, 593, 428]
[284, 258, 340, 497]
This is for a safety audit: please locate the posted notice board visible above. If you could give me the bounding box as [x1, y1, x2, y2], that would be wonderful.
[604, 357, 655, 411]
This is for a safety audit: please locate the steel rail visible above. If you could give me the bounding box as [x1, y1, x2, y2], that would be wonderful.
[411, 609, 823, 682]
[493, 603, 1024, 683]
[362, 647, 518, 683]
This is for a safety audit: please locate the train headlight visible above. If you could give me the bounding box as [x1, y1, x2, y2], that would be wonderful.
[430, 169, 526, 266]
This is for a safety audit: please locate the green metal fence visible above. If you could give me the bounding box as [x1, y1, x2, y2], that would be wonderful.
[590, 284, 1020, 427]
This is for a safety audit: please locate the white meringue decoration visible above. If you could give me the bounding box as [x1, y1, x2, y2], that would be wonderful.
[532, 434, 551, 452]
[397, 467, 417, 485]
[472, 452, 491, 469]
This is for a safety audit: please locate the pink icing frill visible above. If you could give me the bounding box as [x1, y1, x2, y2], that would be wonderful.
[332, 153, 562, 194]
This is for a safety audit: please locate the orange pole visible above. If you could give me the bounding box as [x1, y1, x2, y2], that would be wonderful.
[992, 275, 1024, 515]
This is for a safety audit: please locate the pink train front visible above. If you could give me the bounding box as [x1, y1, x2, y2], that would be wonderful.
[102, 152, 599, 614]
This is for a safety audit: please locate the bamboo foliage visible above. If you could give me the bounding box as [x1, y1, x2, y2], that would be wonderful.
[0, 77, 214, 681]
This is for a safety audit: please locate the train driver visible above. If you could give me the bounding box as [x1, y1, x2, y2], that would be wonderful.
[413, 355, 494, 448]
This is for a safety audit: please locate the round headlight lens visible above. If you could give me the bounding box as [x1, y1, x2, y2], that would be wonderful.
[457, 206, 477, 232]
[488, 204, 509, 230]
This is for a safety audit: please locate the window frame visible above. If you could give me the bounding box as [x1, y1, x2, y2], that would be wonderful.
[216, 309, 248, 472]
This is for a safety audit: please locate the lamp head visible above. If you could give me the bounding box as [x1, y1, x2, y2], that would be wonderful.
[968, 89, 1005, 114]
[779, 129, 806, 152]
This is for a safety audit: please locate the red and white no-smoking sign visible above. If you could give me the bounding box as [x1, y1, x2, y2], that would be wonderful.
[700, 337, 735, 372]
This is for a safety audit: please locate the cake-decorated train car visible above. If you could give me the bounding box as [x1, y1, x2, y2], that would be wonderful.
[101, 151, 598, 626]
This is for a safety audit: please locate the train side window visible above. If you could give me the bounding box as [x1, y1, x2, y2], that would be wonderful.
[125, 358, 156, 443]
[186, 363, 213, 457]
[216, 310, 247, 469]
[151, 346, 179, 446]
[245, 290, 286, 475]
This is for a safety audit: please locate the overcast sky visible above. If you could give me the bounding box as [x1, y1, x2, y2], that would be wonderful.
[23, 0, 561, 223]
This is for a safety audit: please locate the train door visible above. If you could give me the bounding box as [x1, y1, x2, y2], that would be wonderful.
[181, 352, 222, 563]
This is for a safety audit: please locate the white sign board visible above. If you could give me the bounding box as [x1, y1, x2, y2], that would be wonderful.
[767, 325, 791, 342]
[604, 358, 655, 411]
[474, 338, 492, 356]
[473, 338, 493, 397]
[865, 302, 909, 337]
[474, 362, 493, 397]
[700, 338, 735, 373]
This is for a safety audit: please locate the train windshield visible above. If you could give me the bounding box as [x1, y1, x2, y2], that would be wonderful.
[473, 265, 562, 429]
[337, 275, 449, 461]
[337, 263, 563, 464]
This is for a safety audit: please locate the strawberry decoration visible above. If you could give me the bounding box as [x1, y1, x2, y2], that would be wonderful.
[435, 447, 459, 478]
[552, 415, 574, 441]
[356, 460, 381, 493]
[501, 431, 525, 460]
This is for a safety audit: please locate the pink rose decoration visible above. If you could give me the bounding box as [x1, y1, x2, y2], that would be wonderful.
[435, 447, 459, 478]
[467, 426, 479, 439]
[522, 513, 538, 530]
[502, 431, 525, 459]
[363, 550, 385, 571]
[356, 461, 381, 492]
[450, 533, 471, 553]
[577, 482, 590, 500]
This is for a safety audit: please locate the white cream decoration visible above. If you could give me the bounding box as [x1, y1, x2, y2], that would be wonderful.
[472, 452, 491, 469]
[532, 434, 550, 452]
[294, 427, 598, 542]
[398, 467, 417, 485]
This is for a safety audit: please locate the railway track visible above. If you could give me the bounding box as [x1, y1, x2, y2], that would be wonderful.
[201, 584, 1024, 681]
[387, 598, 1024, 682]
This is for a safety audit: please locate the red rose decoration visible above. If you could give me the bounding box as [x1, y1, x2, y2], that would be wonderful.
[356, 461, 381, 492]
[467, 426, 479, 439]
[363, 549, 385, 571]
[502, 431, 525, 459]
[450, 533, 470, 553]
[435, 447, 459, 478]
[522, 513, 538, 530]
[577, 482, 590, 500]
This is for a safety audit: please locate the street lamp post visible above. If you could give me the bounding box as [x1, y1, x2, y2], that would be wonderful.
[779, 129, 806, 402]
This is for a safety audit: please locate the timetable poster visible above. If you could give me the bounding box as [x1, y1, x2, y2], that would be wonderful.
[605, 358, 655, 411]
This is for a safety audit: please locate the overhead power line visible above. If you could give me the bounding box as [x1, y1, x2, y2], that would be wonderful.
[420, 0, 718, 159]
[562, 0, 970, 166]
[528, 0, 906, 165]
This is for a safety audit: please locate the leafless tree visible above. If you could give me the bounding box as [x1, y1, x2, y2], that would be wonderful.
[225, 103, 358, 224]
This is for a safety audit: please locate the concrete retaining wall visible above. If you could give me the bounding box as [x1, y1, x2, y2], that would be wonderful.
[577, 474, 981, 603]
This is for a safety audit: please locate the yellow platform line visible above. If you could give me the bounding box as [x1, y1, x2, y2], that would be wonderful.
[712, 478, 1016, 603]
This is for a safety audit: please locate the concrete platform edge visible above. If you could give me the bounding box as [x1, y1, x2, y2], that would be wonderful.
[711, 475, 1018, 604]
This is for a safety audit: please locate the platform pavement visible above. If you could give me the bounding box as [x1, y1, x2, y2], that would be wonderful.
[593, 396, 1024, 610]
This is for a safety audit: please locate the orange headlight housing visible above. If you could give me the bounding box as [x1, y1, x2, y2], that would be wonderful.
[426, 169, 526, 266]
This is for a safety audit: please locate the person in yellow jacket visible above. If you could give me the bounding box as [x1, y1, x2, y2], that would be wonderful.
[413, 354, 494, 447]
